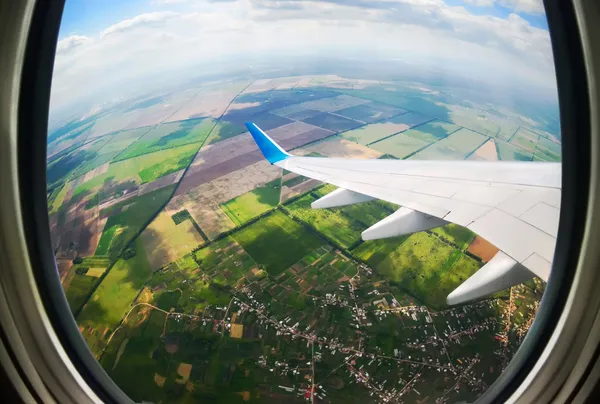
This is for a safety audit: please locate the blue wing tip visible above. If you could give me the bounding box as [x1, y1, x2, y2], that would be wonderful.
[245, 122, 289, 164]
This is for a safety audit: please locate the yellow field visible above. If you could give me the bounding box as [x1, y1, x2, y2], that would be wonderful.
[86, 267, 107, 277]
[140, 211, 205, 270]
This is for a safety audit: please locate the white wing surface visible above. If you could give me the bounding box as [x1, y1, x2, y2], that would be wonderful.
[246, 123, 561, 305]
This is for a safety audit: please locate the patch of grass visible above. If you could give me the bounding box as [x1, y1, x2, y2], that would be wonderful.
[352, 235, 410, 267]
[221, 180, 281, 225]
[374, 232, 458, 308]
[432, 254, 482, 307]
[96, 185, 176, 259]
[172, 209, 192, 225]
[285, 194, 366, 249]
[430, 224, 476, 250]
[231, 211, 323, 276]
[65, 274, 98, 313]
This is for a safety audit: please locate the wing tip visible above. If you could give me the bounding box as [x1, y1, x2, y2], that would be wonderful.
[245, 122, 290, 164]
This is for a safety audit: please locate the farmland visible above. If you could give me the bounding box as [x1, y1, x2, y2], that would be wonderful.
[46, 74, 558, 403]
[411, 127, 488, 160]
[116, 118, 214, 160]
[285, 193, 366, 249]
[232, 210, 323, 276]
[220, 179, 281, 225]
[72, 143, 199, 197]
[341, 121, 412, 145]
[96, 185, 176, 259]
[369, 132, 430, 158]
[78, 238, 153, 354]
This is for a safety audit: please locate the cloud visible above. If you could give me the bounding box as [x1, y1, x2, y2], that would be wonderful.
[464, 0, 495, 6]
[56, 35, 92, 54]
[50, 0, 556, 115]
[100, 12, 179, 37]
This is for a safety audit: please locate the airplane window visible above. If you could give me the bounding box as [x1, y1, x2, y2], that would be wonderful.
[46, 0, 561, 402]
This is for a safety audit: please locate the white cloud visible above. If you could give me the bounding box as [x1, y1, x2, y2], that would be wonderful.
[100, 11, 179, 37]
[49, 0, 556, 114]
[464, 0, 495, 7]
[500, 0, 545, 14]
[56, 35, 92, 54]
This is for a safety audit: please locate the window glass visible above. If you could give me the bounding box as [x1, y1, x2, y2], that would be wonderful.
[47, 0, 560, 402]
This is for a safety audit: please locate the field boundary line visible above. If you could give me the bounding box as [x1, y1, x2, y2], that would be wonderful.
[365, 117, 436, 147]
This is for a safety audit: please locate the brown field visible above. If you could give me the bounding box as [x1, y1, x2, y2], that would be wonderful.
[56, 258, 73, 283]
[467, 236, 499, 262]
[165, 82, 250, 122]
[468, 139, 498, 161]
[230, 323, 244, 339]
[175, 133, 259, 195]
[123, 91, 198, 129]
[168, 161, 280, 238]
[52, 194, 106, 257]
[297, 136, 383, 159]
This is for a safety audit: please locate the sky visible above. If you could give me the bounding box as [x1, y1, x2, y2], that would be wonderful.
[51, 0, 557, 117]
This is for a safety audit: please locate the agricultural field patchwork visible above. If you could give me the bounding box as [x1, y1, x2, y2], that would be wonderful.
[115, 118, 214, 161]
[410, 127, 488, 160]
[369, 132, 430, 158]
[47, 76, 559, 404]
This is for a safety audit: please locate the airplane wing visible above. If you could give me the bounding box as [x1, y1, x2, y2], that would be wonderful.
[245, 122, 561, 305]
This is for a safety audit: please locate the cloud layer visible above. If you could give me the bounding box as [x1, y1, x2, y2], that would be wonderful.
[50, 0, 556, 115]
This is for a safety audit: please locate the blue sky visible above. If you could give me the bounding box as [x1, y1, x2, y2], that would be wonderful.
[51, 0, 556, 114]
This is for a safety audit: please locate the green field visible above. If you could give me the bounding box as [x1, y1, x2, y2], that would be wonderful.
[231, 210, 323, 276]
[78, 238, 153, 354]
[534, 137, 561, 162]
[70, 127, 151, 177]
[369, 133, 430, 159]
[116, 118, 214, 161]
[100, 308, 168, 401]
[410, 128, 488, 160]
[285, 194, 366, 249]
[204, 121, 247, 145]
[220, 180, 281, 225]
[430, 224, 476, 250]
[430, 254, 482, 307]
[65, 274, 98, 313]
[96, 185, 176, 259]
[352, 235, 410, 267]
[403, 120, 460, 142]
[72, 143, 199, 197]
[510, 127, 539, 153]
[340, 200, 393, 227]
[371, 232, 458, 307]
[340, 121, 411, 145]
[496, 140, 533, 161]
